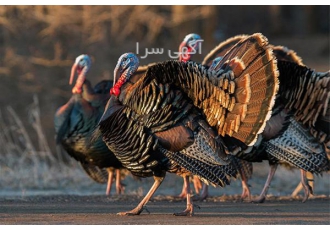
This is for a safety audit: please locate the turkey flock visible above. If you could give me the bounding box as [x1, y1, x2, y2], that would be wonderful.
[54, 32, 330, 216]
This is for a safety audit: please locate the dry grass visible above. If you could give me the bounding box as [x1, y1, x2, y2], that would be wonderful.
[0, 95, 107, 195]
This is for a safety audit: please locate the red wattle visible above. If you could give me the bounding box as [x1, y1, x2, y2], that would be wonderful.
[180, 46, 192, 63]
[110, 87, 120, 96]
[110, 76, 127, 96]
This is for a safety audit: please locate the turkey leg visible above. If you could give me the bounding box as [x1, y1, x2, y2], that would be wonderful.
[115, 169, 125, 194]
[300, 169, 313, 203]
[106, 168, 114, 196]
[253, 164, 278, 203]
[240, 173, 251, 201]
[117, 175, 165, 215]
[291, 171, 314, 199]
[174, 175, 196, 216]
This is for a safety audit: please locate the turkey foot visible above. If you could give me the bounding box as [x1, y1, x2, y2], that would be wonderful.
[252, 164, 277, 203]
[301, 170, 313, 203]
[173, 203, 194, 216]
[174, 179, 200, 216]
[116, 175, 164, 216]
[117, 206, 150, 216]
[291, 171, 314, 198]
[173, 197, 201, 216]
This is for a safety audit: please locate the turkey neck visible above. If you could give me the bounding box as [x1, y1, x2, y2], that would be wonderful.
[118, 70, 142, 102]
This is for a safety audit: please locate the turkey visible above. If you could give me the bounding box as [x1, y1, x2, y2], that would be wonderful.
[201, 35, 288, 200]
[271, 51, 330, 202]
[271, 45, 315, 198]
[54, 54, 127, 196]
[206, 34, 330, 203]
[264, 43, 329, 202]
[161, 34, 256, 201]
[136, 33, 253, 201]
[135, 33, 205, 199]
[91, 33, 279, 215]
[176, 33, 207, 199]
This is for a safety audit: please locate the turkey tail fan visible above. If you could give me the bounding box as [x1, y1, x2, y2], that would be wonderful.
[277, 60, 330, 132]
[212, 33, 280, 146]
[202, 34, 248, 66]
[202, 36, 305, 68]
[80, 162, 108, 183]
[135, 33, 279, 147]
[270, 45, 304, 66]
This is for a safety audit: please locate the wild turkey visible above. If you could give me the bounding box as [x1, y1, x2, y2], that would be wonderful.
[54, 54, 127, 195]
[135, 33, 212, 199]
[201, 35, 286, 200]
[262, 43, 329, 202]
[207, 34, 330, 203]
[91, 33, 279, 215]
[271, 45, 315, 198]
[273, 53, 330, 202]
[185, 35, 258, 201]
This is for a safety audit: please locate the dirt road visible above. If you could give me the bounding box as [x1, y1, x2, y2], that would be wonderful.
[1, 195, 329, 225]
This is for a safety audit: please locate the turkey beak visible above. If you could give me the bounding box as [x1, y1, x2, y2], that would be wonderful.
[69, 63, 78, 85]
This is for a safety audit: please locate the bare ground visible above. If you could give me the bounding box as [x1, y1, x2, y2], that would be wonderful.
[1, 161, 330, 225]
[0, 194, 329, 225]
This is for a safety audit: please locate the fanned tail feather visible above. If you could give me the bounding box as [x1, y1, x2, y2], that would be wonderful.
[219, 33, 280, 146]
[202, 34, 248, 66]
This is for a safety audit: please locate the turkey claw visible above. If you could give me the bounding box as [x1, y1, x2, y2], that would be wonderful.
[251, 196, 266, 203]
[143, 206, 150, 214]
[173, 204, 200, 216]
[116, 206, 150, 216]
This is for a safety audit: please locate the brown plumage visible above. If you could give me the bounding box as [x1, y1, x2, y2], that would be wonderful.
[134, 35, 252, 200]
[92, 33, 279, 215]
[205, 34, 329, 203]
